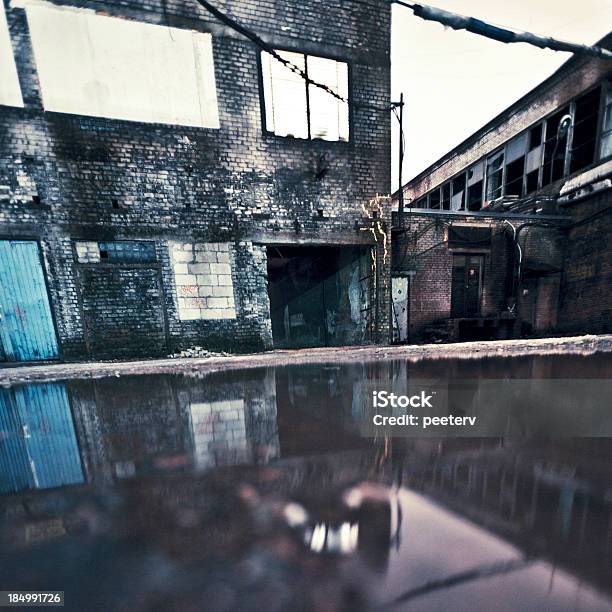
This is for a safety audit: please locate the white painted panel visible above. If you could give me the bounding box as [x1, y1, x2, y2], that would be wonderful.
[25, 3, 219, 128]
[0, 2, 23, 107]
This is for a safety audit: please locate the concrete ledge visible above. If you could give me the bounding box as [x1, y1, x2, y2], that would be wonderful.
[1, 334, 610, 385]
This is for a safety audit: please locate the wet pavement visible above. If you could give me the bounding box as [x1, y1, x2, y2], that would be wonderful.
[1, 351, 612, 611]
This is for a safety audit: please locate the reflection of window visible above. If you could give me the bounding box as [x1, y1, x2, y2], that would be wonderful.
[0, 2, 23, 108]
[261, 50, 349, 141]
[599, 85, 612, 160]
[486, 151, 504, 201]
[25, 4, 219, 127]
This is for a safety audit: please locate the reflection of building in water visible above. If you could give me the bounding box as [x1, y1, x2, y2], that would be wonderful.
[0, 384, 83, 493]
[190, 399, 249, 469]
[0, 369, 279, 492]
[397, 440, 612, 594]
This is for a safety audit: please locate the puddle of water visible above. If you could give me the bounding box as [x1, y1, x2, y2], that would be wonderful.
[0, 352, 611, 611]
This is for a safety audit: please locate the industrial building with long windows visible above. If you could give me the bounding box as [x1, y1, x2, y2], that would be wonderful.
[392, 35, 611, 342]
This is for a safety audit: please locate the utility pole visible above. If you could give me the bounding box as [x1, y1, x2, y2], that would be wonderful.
[398, 92, 405, 228]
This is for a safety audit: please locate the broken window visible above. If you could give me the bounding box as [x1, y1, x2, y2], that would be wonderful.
[429, 187, 441, 209]
[504, 133, 527, 197]
[542, 106, 570, 185]
[0, 2, 23, 108]
[599, 84, 612, 160]
[466, 162, 484, 211]
[413, 196, 427, 208]
[451, 173, 466, 211]
[25, 3, 219, 128]
[570, 86, 601, 173]
[441, 182, 451, 210]
[261, 50, 349, 141]
[486, 151, 504, 202]
[525, 124, 543, 193]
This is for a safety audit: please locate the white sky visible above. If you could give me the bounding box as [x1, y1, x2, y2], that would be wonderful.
[391, 0, 612, 188]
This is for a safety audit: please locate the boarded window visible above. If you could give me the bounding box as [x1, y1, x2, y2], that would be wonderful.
[25, 3, 219, 128]
[0, 2, 23, 108]
[261, 50, 349, 141]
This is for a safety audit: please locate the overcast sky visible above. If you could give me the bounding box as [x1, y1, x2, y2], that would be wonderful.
[391, 0, 612, 188]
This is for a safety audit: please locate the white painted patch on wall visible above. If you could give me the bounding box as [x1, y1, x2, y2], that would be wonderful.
[0, 2, 23, 108]
[24, 1, 219, 128]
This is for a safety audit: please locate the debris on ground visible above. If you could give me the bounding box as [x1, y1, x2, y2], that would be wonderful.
[168, 346, 232, 359]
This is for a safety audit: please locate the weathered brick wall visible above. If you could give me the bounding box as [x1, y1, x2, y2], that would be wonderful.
[0, 0, 391, 358]
[392, 212, 512, 339]
[401, 50, 610, 202]
[557, 192, 612, 334]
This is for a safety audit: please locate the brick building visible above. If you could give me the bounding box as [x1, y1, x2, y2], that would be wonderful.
[0, 0, 391, 362]
[392, 35, 611, 342]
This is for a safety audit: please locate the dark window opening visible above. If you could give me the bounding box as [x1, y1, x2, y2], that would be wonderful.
[451, 174, 466, 211]
[429, 188, 441, 209]
[467, 181, 483, 211]
[441, 183, 451, 210]
[570, 86, 601, 173]
[505, 157, 525, 197]
[529, 124, 543, 149]
[466, 162, 483, 211]
[526, 169, 539, 194]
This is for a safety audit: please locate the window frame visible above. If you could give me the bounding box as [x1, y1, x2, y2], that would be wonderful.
[258, 47, 352, 143]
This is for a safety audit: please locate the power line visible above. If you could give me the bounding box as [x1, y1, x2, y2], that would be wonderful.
[393, 1, 612, 60]
[193, 0, 400, 112]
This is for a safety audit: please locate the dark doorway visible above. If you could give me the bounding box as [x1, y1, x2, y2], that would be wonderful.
[266, 245, 371, 349]
[451, 254, 483, 318]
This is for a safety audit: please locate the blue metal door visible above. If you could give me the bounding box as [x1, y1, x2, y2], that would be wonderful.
[0, 384, 84, 494]
[0, 240, 59, 361]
